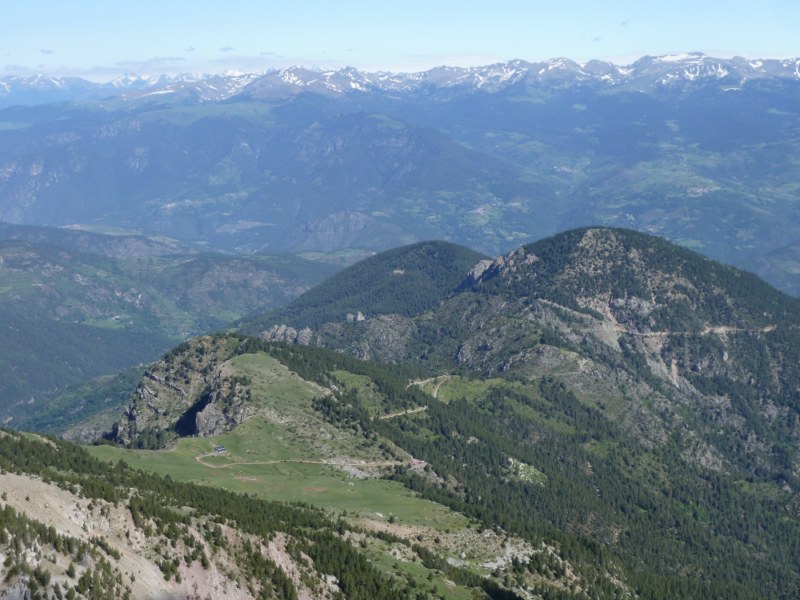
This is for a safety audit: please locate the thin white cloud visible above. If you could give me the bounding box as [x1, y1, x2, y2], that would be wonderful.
[3, 63, 30, 73]
[378, 52, 505, 73]
[113, 56, 186, 69]
[208, 53, 294, 71]
[41, 49, 55, 55]
[219, 46, 234, 53]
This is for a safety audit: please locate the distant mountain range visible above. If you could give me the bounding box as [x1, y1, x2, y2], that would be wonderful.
[2, 54, 800, 295]
[2, 54, 799, 106]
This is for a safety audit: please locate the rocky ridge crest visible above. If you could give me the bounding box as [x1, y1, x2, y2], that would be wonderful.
[109, 335, 243, 447]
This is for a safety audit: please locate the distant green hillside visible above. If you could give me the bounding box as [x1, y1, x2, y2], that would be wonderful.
[0, 222, 196, 258]
[0, 233, 339, 420]
[241, 240, 486, 332]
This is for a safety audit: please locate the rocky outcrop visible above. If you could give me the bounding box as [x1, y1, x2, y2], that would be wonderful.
[260, 324, 314, 345]
[109, 335, 239, 447]
[193, 374, 253, 437]
[466, 247, 541, 287]
[465, 259, 493, 283]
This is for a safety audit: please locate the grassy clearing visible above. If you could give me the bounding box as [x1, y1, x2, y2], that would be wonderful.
[84, 316, 133, 330]
[425, 375, 507, 403]
[364, 536, 476, 600]
[225, 354, 392, 461]
[295, 247, 375, 265]
[507, 457, 547, 485]
[331, 369, 388, 415]
[423, 374, 580, 440]
[88, 434, 466, 531]
[582, 439, 614, 458]
[226, 352, 322, 412]
[0, 122, 32, 130]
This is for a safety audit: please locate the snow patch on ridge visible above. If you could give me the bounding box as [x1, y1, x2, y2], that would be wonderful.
[656, 52, 704, 63]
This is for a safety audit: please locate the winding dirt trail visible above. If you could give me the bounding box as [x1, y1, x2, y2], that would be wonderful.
[195, 454, 405, 470]
[612, 324, 776, 338]
[376, 406, 428, 420]
[406, 374, 451, 398]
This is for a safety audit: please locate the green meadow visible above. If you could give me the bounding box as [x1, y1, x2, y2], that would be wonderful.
[88, 427, 467, 531]
[88, 351, 469, 531]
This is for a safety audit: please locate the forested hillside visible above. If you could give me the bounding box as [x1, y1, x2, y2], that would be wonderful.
[242, 240, 486, 333]
[0, 227, 338, 421]
[217, 228, 800, 596]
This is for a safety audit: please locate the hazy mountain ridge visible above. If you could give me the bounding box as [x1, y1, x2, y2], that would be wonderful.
[3, 53, 799, 107]
[0, 72, 211, 108]
[233, 54, 800, 99]
[0, 222, 198, 258]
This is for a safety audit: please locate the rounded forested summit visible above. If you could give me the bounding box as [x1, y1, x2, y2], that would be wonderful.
[241, 240, 487, 333]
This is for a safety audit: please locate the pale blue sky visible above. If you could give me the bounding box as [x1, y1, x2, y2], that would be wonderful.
[2, 1, 798, 80]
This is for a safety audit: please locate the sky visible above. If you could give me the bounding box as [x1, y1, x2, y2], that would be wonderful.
[2, 1, 798, 81]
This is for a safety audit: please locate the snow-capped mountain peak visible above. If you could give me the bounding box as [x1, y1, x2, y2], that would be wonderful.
[2, 54, 799, 108]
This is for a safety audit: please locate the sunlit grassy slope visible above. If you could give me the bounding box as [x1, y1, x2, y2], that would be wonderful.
[88, 351, 468, 531]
